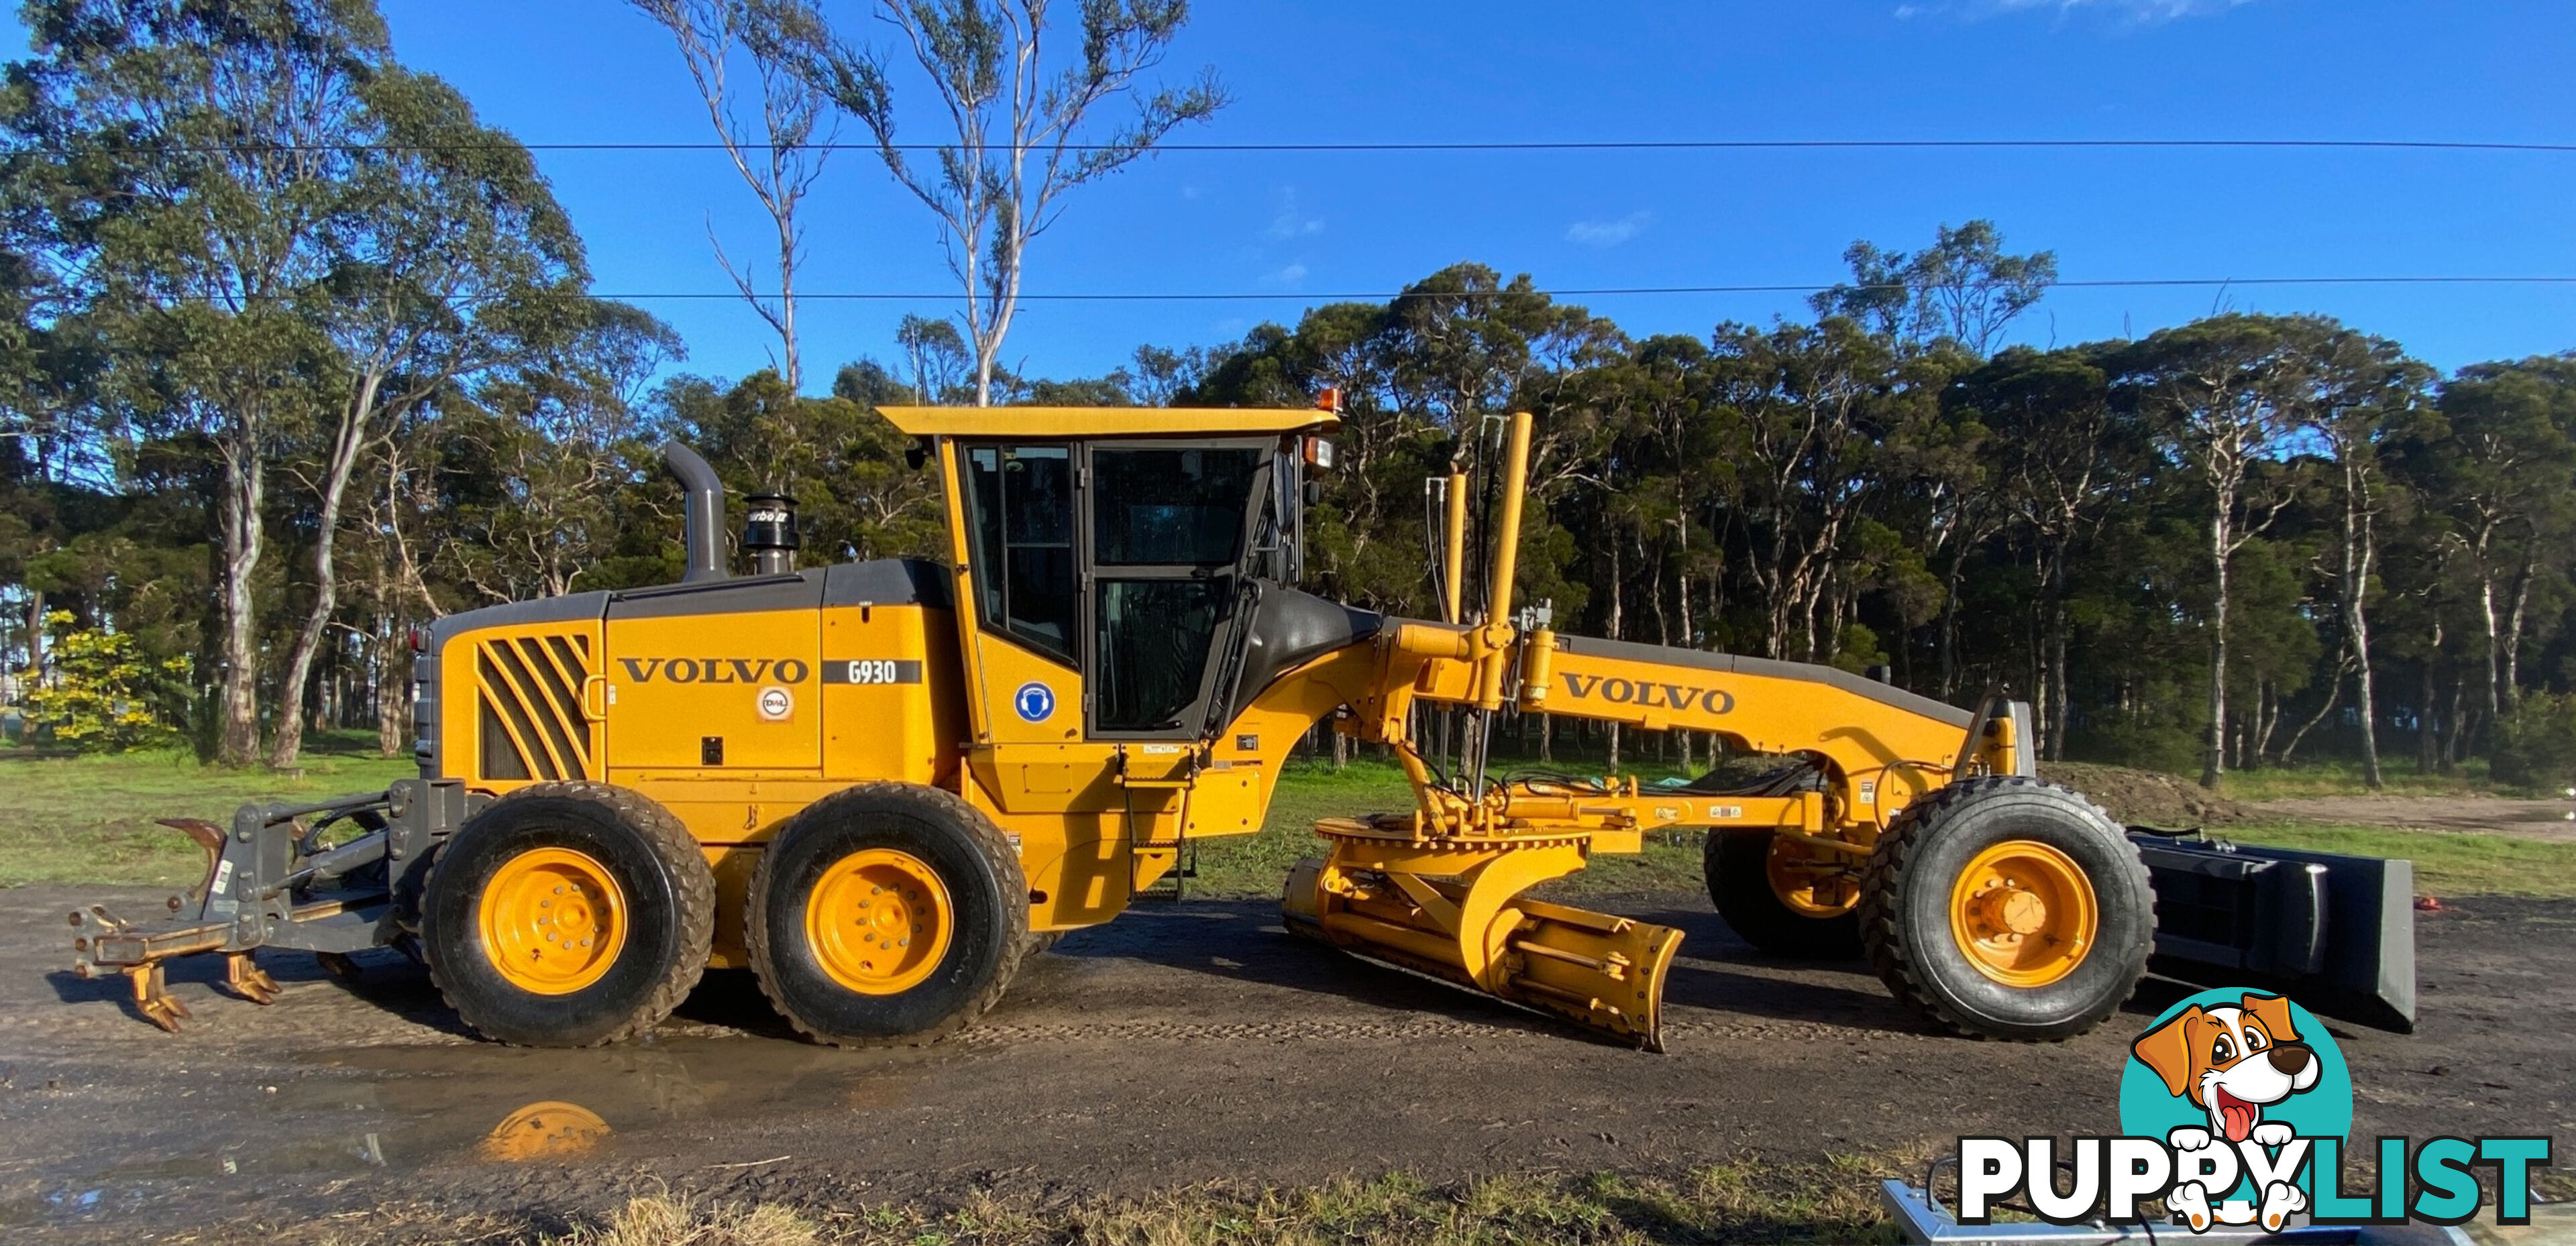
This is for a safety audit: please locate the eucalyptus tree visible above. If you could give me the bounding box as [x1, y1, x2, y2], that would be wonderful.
[13, 0, 391, 764]
[432, 301, 681, 606]
[1960, 345, 2147, 758]
[2115, 315, 2320, 790]
[2292, 322, 2433, 789]
[1812, 220, 2057, 357]
[894, 311, 971, 402]
[266, 67, 593, 767]
[630, 0, 836, 392]
[1702, 317, 1923, 664]
[2426, 355, 2576, 719]
[783, 0, 1224, 404]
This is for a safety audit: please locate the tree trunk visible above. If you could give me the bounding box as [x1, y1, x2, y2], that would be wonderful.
[374, 620, 409, 760]
[2502, 546, 2535, 712]
[2045, 544, 2072, 762]
[2477, 551, 2504, 720]
[1937, 540, 1970, 699]
[1607, 541, 1623, 771]
[215, 443, 266, 767]
[2442, 679, 2467, 773]
[2275, 657, 2348, 766]
[22, 587, 43, 681]
[270, 382, 378, 769]
[2201, 504, 2233, 791]
[2412, 670, 2432, 774]
[2346, 524, 2383, 789]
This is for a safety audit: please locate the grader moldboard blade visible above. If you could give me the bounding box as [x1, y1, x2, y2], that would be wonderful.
[1283, 817, 1684, 1050]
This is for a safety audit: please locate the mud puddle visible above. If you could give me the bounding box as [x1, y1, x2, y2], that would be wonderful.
[1, 1029, 947, 1235]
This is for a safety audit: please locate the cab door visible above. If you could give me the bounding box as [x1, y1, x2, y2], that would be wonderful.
[951, 441, 1102, 811]
[1080, 440, 1274, 742]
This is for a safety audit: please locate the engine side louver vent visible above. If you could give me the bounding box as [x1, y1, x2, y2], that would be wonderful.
[476, 632, 595, 781]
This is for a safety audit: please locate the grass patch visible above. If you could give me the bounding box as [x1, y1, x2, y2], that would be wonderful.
[0, 739, 414, 888]
[2215, 759, 2493, 802]
[521, 1159, 1902, 1246]
[2219, 822, 2576, 899]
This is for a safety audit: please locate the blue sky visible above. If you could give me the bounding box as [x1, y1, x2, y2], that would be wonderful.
[13, 0, 2576, 385]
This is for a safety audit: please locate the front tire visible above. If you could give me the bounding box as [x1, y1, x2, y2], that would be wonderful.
[1860, 777, 2153, 1041]
[748, 783, 1028, 1047]
[422, 783, 714, 1047]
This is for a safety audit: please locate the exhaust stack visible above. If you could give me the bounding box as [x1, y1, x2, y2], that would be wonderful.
[661, 442, 727, 583]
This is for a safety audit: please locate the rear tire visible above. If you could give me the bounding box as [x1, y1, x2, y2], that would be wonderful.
[748, 783, 1027, 1047]
[1860, 777, 2153, 1041]
[1705, 829, 1863, 958]
[422, 783, 714, 1047]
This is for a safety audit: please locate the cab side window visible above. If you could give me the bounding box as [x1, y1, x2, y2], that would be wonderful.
[1091, 448, 1266, 564]
[963, 445, 1075, 661]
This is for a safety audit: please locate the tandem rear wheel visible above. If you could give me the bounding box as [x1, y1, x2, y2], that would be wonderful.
[421, 782, 716, 1047]
[1704, 828, 1864, 959]
[1861, 776, 2155, 1041]
[747, 783, 1029, 1047]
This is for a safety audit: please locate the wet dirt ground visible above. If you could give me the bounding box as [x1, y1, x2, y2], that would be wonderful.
[3, 885, 2570, 1243]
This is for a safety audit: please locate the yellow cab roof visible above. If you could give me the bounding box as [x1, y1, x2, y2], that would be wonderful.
[873, 406, 1339, 439]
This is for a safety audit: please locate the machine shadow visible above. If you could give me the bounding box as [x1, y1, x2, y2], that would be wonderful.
[43, 944, 466, 1034]
[44, 945, 865, 1043]
[1051, 896, 1965, 1041]
[1045, 898, 1579, 1039]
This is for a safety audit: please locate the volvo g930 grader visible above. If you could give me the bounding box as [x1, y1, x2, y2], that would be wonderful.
[69, 402, 2418, 1050]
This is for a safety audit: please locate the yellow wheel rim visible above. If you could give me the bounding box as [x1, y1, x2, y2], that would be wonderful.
[807, 848, 953, 995]
[1766, 835, 1861, 918]
[479, 847, 627, 995]
[1948, 840, 2098, 987]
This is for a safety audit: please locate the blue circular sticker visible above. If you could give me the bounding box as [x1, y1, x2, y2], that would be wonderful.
[1013, 681, 1056, 723]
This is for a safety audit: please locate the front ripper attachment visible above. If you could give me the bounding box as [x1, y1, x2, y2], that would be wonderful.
[70, 779, 472, 1031]
[1284, 817, 1684, 1050]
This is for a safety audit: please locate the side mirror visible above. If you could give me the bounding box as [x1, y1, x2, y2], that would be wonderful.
[903, 439, 930, 471]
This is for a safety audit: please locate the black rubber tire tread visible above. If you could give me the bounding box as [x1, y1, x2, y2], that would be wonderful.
[1018, 930, 1063, 964]
[1860, 775, 2155, 1042]
[1703, 829, 1863, 959]
[746, 783, 1028, 1047]
[422, 781, 714, 1047]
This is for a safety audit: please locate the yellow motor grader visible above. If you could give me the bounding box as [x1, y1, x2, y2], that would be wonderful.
[69, 402, 2417, 1048]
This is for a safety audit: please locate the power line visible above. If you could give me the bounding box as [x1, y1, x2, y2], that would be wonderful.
[580, 276, 2576, 303]
[24, 137, 2576, 156]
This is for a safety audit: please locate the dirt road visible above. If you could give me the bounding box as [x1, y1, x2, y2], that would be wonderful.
[3, 885, 2569, 1242]
[2251, 795, 2576, 843]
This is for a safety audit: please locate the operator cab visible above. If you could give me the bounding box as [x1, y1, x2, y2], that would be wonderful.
[877, 406, 1367, 747]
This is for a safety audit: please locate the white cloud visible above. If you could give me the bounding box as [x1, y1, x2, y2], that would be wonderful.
[1269, 188, 1324, 239]
[1270, 263, 1309, 285]
[1906, 0, 2256, 22]
[1566, 211, 1654, 249]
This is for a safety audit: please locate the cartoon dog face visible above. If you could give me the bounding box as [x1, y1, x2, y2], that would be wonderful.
[2131, 993, 2320, 1143]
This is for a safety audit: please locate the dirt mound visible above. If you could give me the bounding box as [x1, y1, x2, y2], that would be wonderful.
[2039, 761, 2247, 828]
